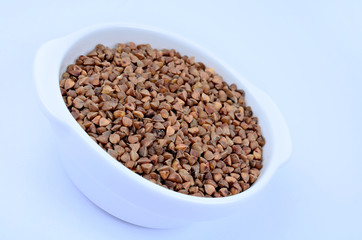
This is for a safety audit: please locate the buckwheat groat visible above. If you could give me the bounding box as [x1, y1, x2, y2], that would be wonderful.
[60, 43, 265, 197]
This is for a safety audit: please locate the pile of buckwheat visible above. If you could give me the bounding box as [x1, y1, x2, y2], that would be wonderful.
[60, 42, 265, 197]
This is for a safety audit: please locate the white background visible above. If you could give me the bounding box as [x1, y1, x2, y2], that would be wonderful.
[1, 0, 361, 239]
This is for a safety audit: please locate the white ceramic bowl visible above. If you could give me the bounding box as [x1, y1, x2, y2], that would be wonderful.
[34, 23, 292, 229]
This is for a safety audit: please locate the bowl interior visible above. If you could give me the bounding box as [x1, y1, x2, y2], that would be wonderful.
[58, 25, 273, 201]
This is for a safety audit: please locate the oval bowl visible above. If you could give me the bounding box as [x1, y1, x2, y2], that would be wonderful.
[34, 23, 292, 228]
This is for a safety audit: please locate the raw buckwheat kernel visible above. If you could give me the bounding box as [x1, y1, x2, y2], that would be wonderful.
[60, 42, 265, 197]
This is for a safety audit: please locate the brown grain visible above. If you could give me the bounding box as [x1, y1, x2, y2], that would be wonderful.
[60, 42, 265, 197]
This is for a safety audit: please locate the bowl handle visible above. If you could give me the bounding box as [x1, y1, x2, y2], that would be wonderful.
[246, 82, 292, 167]
[33, 39, 70, 125]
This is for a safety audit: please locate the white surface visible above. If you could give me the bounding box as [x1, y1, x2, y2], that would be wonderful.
[0, 0, 361, 239]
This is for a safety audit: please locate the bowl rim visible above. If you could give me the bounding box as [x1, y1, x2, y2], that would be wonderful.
[35, 22, 292, 206]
